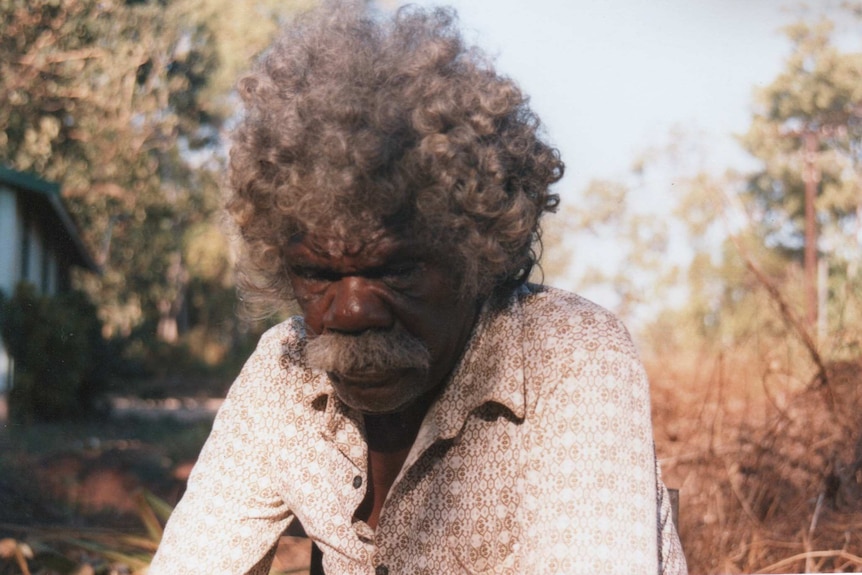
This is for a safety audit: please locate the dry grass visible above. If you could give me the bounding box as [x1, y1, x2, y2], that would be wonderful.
[650, 346, 862, 574]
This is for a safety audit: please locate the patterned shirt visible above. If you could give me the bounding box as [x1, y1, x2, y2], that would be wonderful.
[150, 285, 687, 574]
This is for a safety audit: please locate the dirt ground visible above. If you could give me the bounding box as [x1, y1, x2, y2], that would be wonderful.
[0, 392, 314, 574]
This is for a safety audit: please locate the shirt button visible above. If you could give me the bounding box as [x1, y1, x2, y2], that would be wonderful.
[375, 565, 389, 575]
[352, 475, 362, 488]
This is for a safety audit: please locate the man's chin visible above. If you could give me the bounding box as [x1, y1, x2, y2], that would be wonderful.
[328, 370, 427, 414]
[329, 371, 395, 388]
[336, 390, 416, 415]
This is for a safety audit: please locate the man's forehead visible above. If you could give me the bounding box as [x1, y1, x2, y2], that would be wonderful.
[287, 229, 426, 263]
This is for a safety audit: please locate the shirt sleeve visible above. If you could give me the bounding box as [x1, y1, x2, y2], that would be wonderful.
[148, 329, 293, 575]
[522, 306, 688, 574]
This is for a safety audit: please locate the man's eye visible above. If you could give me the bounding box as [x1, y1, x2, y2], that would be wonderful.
[387, 263, 417, 277]
[380, 263, 421, 287]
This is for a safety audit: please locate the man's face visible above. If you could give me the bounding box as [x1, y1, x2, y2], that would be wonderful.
[284, 232, 479, 415]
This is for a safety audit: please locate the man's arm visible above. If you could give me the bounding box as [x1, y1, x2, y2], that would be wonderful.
[522, 303, 687, 574]
[148, 329, 293, 575]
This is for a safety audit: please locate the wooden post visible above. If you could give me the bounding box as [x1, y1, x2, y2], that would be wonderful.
[802, 130, 820, 330]
[668, 488, 680, 533]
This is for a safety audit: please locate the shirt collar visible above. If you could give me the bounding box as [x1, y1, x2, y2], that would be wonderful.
[420, 288, 528, 442]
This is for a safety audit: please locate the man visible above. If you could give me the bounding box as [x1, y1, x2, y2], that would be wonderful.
[150, 2, 686, 574]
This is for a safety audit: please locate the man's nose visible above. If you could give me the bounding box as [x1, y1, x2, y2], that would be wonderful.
[322, 276, 394, 333]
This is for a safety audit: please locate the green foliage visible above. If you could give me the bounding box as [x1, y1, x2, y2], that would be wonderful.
[542, 178, 680, 327]
[742, 17, 862, 268]
[0, 0, 221, 339]
[0, 490, 170, 575]
[0, 283, 113, 422]
[637, 11, 862, 362]
[736, 14, 862, 355]
[0, 0, 312, 358]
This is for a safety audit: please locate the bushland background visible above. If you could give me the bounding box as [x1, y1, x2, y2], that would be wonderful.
[0, 1, 861, 573]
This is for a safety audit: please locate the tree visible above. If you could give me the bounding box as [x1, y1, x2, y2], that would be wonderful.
[0, 0, 311, 357]
[742, 17, 862, 342]
[625, 12, 862, 372]
[1, 0, 219, 339]
[542, 177, 680, 330]
[645, 13, 862, 360]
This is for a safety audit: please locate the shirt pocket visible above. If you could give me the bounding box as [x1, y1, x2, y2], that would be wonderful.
[442, 492, 520, 574]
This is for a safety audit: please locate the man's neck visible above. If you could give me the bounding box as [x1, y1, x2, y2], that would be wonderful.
[357, 404, 431, 530]
[363, 404, 426, 452]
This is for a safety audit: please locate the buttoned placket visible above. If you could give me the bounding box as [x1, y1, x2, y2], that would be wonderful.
[314, 397, 447, 572]
[370, 303, 528, 574]
[316, 392, 379, 550]
[351, 468, 375, 544]
[367, 412, 451, 575]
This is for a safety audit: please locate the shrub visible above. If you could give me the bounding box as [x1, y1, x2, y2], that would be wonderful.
[0, 283, 111, 422]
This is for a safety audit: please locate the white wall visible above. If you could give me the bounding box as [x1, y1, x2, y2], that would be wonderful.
[0, 187, 17, 393]
[0, 186, 19, 298]
[0, 336, 11, 395]
[45, 249, 58, 295]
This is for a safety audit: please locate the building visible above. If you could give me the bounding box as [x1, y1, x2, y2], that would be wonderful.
[0, 166, 99, 393]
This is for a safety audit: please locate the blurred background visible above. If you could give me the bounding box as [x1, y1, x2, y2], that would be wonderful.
[0, 1, 860, 573]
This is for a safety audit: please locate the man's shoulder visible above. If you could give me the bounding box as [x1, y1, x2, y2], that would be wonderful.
[233, 316, 310, 381]
[511, 284, 638, 358]
[255, 316, 307, 357]
[517, 284, 627, 331]
[224, 316, 319, 405]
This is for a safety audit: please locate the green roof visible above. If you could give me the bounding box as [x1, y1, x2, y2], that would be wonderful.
[0, 166, 61, 197]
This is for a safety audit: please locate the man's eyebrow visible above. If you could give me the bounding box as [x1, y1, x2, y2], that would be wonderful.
[288, 258, 421, 279]
[364, 260, 421, 277]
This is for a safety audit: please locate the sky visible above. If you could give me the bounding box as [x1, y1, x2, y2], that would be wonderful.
[413, 0, 799, 192]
